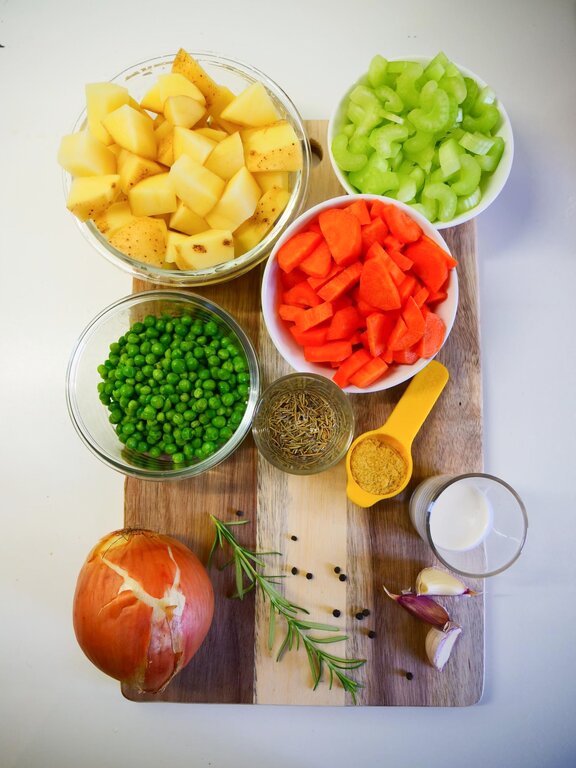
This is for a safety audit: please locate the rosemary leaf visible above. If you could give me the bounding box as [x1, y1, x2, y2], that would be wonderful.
[209, 515, 366, 704]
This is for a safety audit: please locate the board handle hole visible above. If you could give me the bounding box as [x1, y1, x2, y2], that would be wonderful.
[309, 138, 323, 167]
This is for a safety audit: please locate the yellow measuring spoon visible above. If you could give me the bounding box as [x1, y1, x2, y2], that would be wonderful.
[346, 360, 449, 507]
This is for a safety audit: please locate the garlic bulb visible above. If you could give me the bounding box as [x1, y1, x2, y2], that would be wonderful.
[416, 567, 477, 596]
[425, 622, 462, 670]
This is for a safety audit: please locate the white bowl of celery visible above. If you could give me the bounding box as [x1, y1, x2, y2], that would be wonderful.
[328, 52, 514, 229]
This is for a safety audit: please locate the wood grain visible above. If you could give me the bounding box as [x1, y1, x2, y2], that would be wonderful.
[123, 121, 484, 706]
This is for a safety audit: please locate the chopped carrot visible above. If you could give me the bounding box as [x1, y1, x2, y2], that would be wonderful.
[365, 312, 396, 357]
[398, 274, 417, 304]
[277, 231, 322, 273]
[381, 348, 394, 364]
[369, 199, 388, 220]
[332, 348, 371, 388]
[317, 261, 363, 302]
[386, 248, 413, 271]
[318, 208, 362, 266]
[393, 347, 420, 365]
[383, 234, 403, 252]
[386, 315, 408, 351]
[344, 198, 371, 226]
[390, 296, 425, 351]
[278, 304, 305, 323]
[280, 266, 308, 289]
[289, 325, 329, 346]
[404, 238, 449, 293]
[326, 305, 364, 341]
[358, 257, 401, 311]
[381, 204, 422, 243]
[331, 294, 353, 312]
[414, 311, 446, 358]
[349, 356, 389, 388]
[426, 288, 448, 305]
[294, 301, 333, 331]
[365, 241, 405, 286]
[412, 284, 429, 307]
[283, 280, 322, 307]
[304, 340, 353, 363]
[361, 216, 389, 253]
[306, 222, 322, 235]
[299, 240, 333, 279]
[307, 263, 343, 291]
[420, 235, 458, 268]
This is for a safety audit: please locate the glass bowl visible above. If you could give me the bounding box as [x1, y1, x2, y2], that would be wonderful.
[260, 194, 458, 393]
[64, 52, 311, 286]
[66, 290, 260, 480]
[252, 373, 355, 475]
[327, 56, 514, 229]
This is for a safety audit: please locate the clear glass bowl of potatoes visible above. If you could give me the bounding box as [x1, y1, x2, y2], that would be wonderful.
[59, 49, 311, 286]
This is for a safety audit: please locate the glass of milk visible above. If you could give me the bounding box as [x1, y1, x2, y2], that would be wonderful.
[409, 474, 528, 578]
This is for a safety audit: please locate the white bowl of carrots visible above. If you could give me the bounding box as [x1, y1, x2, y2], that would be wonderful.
[261, 194, 458, 393]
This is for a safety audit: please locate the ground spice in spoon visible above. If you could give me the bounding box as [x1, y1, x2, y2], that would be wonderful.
[350, 437, 407, 495]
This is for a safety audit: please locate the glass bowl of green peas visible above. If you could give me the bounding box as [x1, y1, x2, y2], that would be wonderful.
[66, 290, 260, 480]
[328, 52, 514, 228]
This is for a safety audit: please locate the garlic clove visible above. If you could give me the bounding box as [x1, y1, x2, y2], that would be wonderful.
[383, 585, 450, 629]
[415, 566, 478, 597]
[425, 622, 462, 670]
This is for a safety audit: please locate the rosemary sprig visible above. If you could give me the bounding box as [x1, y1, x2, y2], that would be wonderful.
[208, 515, 366, 703]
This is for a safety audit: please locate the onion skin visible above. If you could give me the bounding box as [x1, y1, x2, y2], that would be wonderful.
[73, 529, 214, 693]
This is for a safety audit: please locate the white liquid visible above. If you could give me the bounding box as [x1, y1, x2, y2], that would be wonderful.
[429, 481, 493, 551]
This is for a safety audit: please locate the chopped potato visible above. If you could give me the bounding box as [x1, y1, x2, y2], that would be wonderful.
[58, 47, 303, 272]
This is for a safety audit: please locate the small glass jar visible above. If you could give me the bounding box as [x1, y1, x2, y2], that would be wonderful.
[409, 473, 528, 578]
[252, 373, 354, 475]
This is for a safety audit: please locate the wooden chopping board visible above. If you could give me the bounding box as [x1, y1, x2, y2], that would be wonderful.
[123, 120, 484, 707]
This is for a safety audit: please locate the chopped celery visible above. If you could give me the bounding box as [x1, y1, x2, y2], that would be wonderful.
[476, 136, 505, 172]
[439, 72, 467, 104]
[396, 62, 424, 109]
[461, 77, 479, 115]
[451, 154, 482, 196]
[367, 55, 388, 87]
[422, 182, 458, 222]
[346, 101, 382, 136]
[462, 104, 500, 133]
[459, 131, 495, 155]
[423, 52, 449, 82]
[438, 137, 463, 178]
[349, 134, 374, 155]
[395, 173, 418, 203]
[333, 52, 507, 221]
[456, 186, 482, 214]
[369, 123, 411, 158]
[331, 133, 368, 172]
[404, 130, 435, 154]
[374, 85, 404, 113]
[408, 87, 451, 133]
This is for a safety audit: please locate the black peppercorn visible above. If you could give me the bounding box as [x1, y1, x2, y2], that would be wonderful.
[334, 566, 341, 574]
[291, 566, 298, 575]
[290, 535, 298, 541]
[338, 573, 347, 582]
[235, 509, 244, 517]
[305, 572, 313, 580]
[368, 630, 376, 639]
[362, 608, 370, 617]
[405, 671, 414, 680]
[355, 612, 364, 620]
[332, 609, 341, 618]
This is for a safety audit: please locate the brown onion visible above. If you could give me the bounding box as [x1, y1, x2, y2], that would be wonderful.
[73, 528, 214, 693]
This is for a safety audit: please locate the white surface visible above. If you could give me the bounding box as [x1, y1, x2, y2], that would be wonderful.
[1, 1, 575, 766]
